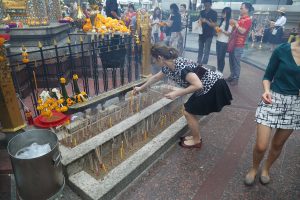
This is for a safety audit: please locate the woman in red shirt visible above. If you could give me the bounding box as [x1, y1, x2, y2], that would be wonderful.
[226, 3, 253, 86]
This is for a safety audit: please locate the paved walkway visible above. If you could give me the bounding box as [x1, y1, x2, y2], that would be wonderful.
[115, 53, 300, 200]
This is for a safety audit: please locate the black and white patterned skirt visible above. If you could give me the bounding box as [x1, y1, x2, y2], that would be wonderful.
[255, 91, 300, 130]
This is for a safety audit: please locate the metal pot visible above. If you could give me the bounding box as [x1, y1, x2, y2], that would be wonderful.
[7, 129, 64, 200]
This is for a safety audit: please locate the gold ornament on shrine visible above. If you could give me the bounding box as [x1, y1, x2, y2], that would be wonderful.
[0, 38, 26, 132]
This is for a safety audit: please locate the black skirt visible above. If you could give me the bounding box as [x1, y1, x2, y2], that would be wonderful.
[184, 79, 232, 115]
[269, 26, 284, 44]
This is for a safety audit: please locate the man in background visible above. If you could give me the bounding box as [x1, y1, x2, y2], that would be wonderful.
[197, 0, 217, 65]
[99, 3, 106, 17]
[106, 0, 120, 19]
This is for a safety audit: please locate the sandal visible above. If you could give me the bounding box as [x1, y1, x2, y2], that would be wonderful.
[180, 136, 193, 141]
[179, 138, 202, 149]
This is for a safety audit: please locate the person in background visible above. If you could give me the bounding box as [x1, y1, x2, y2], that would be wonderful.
[216, 7, 232, 73]
[197, 0, 217, 65]
[98, 3, 106, 17]
[69, 2, 77, 19]
[123, 3, 137, 29]
[226, 2, 253, 86]
[150, 7, 163, 75]
[251, 24, 264, 43]
[166, 3, 183, 55]
[150, 7, 162, 44]
[269, 7, 287, 51]
[134, 45, 232, 149]
[82, 4, 90, 18]
[106, 0, 120, 19]
[180, 4, 188, 34]
[244, 23, 300, 186]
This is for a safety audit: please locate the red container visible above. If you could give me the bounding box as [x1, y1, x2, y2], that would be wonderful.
[0, 34, 11, 41]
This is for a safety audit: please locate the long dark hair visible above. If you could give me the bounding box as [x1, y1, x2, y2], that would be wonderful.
[153, 7, 161, 20]
[128, 3, 135, 11]
[280, 12, 285, 16]
[219, 7, 231, 31]
[170, 3, 179, 15]
[242, 2, 254, 13]
[151, 44, 179, 60]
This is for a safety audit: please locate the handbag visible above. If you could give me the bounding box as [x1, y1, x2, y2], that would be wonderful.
[227, 28, 238, 53]
[160, 31, 165, 41]
[192, 21, 203, 35]
[272, 28, 278, 35]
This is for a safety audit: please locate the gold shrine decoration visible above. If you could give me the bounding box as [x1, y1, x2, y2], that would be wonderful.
[2, 0, 27, 10]
[136, 11, 151, 77]
[0, 40, 26, 132]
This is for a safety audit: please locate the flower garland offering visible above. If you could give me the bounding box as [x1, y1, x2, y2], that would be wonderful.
[215, 26, 222, 34]
[35, 74, 88, 119]
[36, 90, 69, 118]
[83, 15, 130, 34]
[59, 77, 76, 106]
[72, 74, 88, 103]
[21, 47, 29, 64]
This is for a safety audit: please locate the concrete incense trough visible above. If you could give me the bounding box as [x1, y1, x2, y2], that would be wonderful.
[57, 83, 189, 200]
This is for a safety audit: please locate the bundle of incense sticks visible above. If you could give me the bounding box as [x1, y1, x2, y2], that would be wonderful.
[120, 141, 125, 160]
[95, 147, 102, 165]
[94, 147, 107, 174]
[89, 154, 94, 172]
[142, 96, 146, 108]
[136, 101, 139, 113]
[73, 137, 77, 147]
[109, 117, 112, 128]
[111, 140, 115, 165]
[144, 130, 148, 141]
[94, 159, 99, 176]
[70, 134, 73, 147]
[160, 114, 164, 129]
[123, 132, 129, 148]
[130, 91, 134, 113]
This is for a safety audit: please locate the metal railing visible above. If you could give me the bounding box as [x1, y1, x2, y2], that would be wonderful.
[7, 33, 142, 117]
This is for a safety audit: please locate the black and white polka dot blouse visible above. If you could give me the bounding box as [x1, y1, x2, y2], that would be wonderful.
[162, 57, 222, 96]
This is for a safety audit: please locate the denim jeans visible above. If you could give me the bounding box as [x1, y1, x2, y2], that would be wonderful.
[229, 47, 244, 80]
[216, 41, 228, 72]
[153, 33, 159, 44]
[170, 32, 183, 56]
[197, 36, 213, 64]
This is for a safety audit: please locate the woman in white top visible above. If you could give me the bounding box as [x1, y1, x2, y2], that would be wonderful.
[269, 7, 287, 50]
[216, 7, 233, 72]
[150, 7, 162, 44]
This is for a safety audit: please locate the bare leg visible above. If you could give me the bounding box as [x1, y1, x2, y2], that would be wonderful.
[183, 110, 201, 145]
[245, 124, 272, 179]
[261, 128, 293, 177]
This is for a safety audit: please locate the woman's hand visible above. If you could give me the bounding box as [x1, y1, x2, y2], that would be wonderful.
[165, 91, 179, 100]
[262, 91, 272, 104]
[200, 18, 207, 23]
[133, 86, 143, 95]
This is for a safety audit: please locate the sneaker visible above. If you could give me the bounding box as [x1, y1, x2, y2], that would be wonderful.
[225, 77, 234, 82]
[229, 79, 239, 86]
